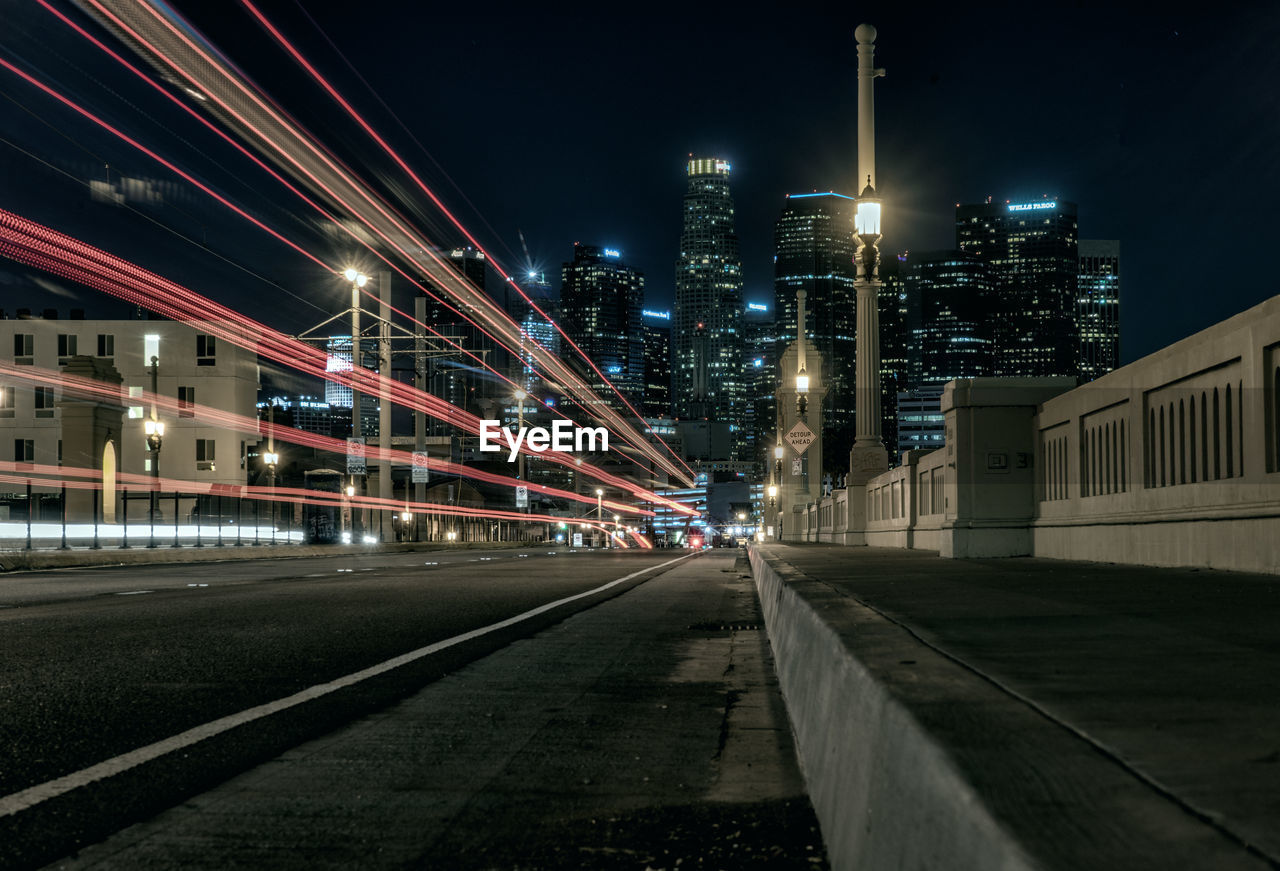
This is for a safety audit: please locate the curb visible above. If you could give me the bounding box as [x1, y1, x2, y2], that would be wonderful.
[747, 545, 1036, 871]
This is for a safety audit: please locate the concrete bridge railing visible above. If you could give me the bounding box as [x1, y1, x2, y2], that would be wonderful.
[795, 293, 1280, 574]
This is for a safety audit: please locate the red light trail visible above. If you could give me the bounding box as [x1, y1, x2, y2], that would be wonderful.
[0, 460, 642, 542]
[22, 1, 686, 487]
[0, 360, 653, 518]
[69, 0, 694, 487]
[0, 208, 695, 515]
[235, 0, 693, 483]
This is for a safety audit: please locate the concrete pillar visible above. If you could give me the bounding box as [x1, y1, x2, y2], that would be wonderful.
[938, 377, 1075, 557]
[776, 341, 827, 540]
[56, 356, 124, 523]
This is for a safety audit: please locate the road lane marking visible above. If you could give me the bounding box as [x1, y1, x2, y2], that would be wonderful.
[0, 551, 698, 818]
[115, 591, 153, 596]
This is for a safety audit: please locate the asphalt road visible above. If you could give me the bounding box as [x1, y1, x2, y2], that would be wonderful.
[0, 547, 690, 869]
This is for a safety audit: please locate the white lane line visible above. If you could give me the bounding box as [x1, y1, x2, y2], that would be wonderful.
[0, 551, 697, 818]
[115, 591, 153, 596]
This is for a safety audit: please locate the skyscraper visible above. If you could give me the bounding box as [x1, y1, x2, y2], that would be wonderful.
[773, 192, 858, 467]
[559, 244, 645, 412]
[641, 308, 672, 419]
[422, 246, 491, 434]
[514, 269, 559, 395]
[905, 250, 996, 386]
[742, 299, 776, 467]
[878, 252, 910, 458]
[674, 157, 745, 453]
[956, 199, 1079, 377]
[1078, 240, 1121, 380]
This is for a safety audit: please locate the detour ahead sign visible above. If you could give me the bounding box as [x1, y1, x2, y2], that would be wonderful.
[786, 421, 816, 455]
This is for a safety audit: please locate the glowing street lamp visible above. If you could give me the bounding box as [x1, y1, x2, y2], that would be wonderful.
[342, 480, 355, 544]
[854, 178, 882, 239]
[143, 417, 164, 547]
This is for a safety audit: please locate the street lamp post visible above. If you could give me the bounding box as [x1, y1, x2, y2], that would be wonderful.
[849, 23, 889, 483]
[344, 480, 355, 544]
[145, 351, 164, 548]
[145, 416, 164, 548]
[595, 488, 603, 547]
[343, 268, 369, 539]
[264, 450, 279, 544]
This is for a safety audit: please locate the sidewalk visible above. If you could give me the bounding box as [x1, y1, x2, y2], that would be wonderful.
[751, 543, 1280, 871]
[49, 551, 828, 870]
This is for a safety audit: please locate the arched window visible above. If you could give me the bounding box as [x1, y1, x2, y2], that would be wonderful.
[1213, 388, 1221, 480]
[1105, 423, 1112, 494]
[1120, 419, 1127, 492]
[1239, 379, 1245, 477]
[1152, 409, 1162, 489]
[1226, 384, 1234, 478]
[1179, 399, 1186, 484]
[1159, 406, 1166, 487]
[1093, 428, 1100, 494]
[1189, 395, 1197, 483]
[1201, 391, 1209, 481]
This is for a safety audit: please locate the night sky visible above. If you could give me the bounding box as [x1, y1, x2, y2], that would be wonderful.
[1, 1, 1278, 374]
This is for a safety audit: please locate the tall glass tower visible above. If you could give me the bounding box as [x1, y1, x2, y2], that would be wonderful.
[674, 157, 745, 455]
[560, 244, 645, 413]
[1077, 240, 1121, 380]
[956, 199, 1079, 377]
[773, 192, 858, 468]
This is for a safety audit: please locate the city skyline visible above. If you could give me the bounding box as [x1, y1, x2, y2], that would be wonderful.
[1, 4, 1277, 370]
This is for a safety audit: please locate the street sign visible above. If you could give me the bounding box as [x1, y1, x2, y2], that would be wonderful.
[572, 532, 583, 548]
[346, 437, 366, 474]
[411, 451, 430, 483]
[515, 485, 528, 508]
[792, 458, 802, 476]
[785, 420, 816, 454]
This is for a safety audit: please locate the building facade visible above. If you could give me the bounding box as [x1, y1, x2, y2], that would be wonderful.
[956, 199, 1079, 378]
[905, 250, 996, 387]
[641, 308, 672, 419]
[674, 157, 745, 454]
[742, 299, 776, 470]
[878, 253, 911, 461]
[515, 270, 559, 395]
[773, 191, 858, 468]
[0, 315, 259, 505]
[1078, 239, 1121, 380]
[559, 244, 645, 413]
[421, 246, 493, 433]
